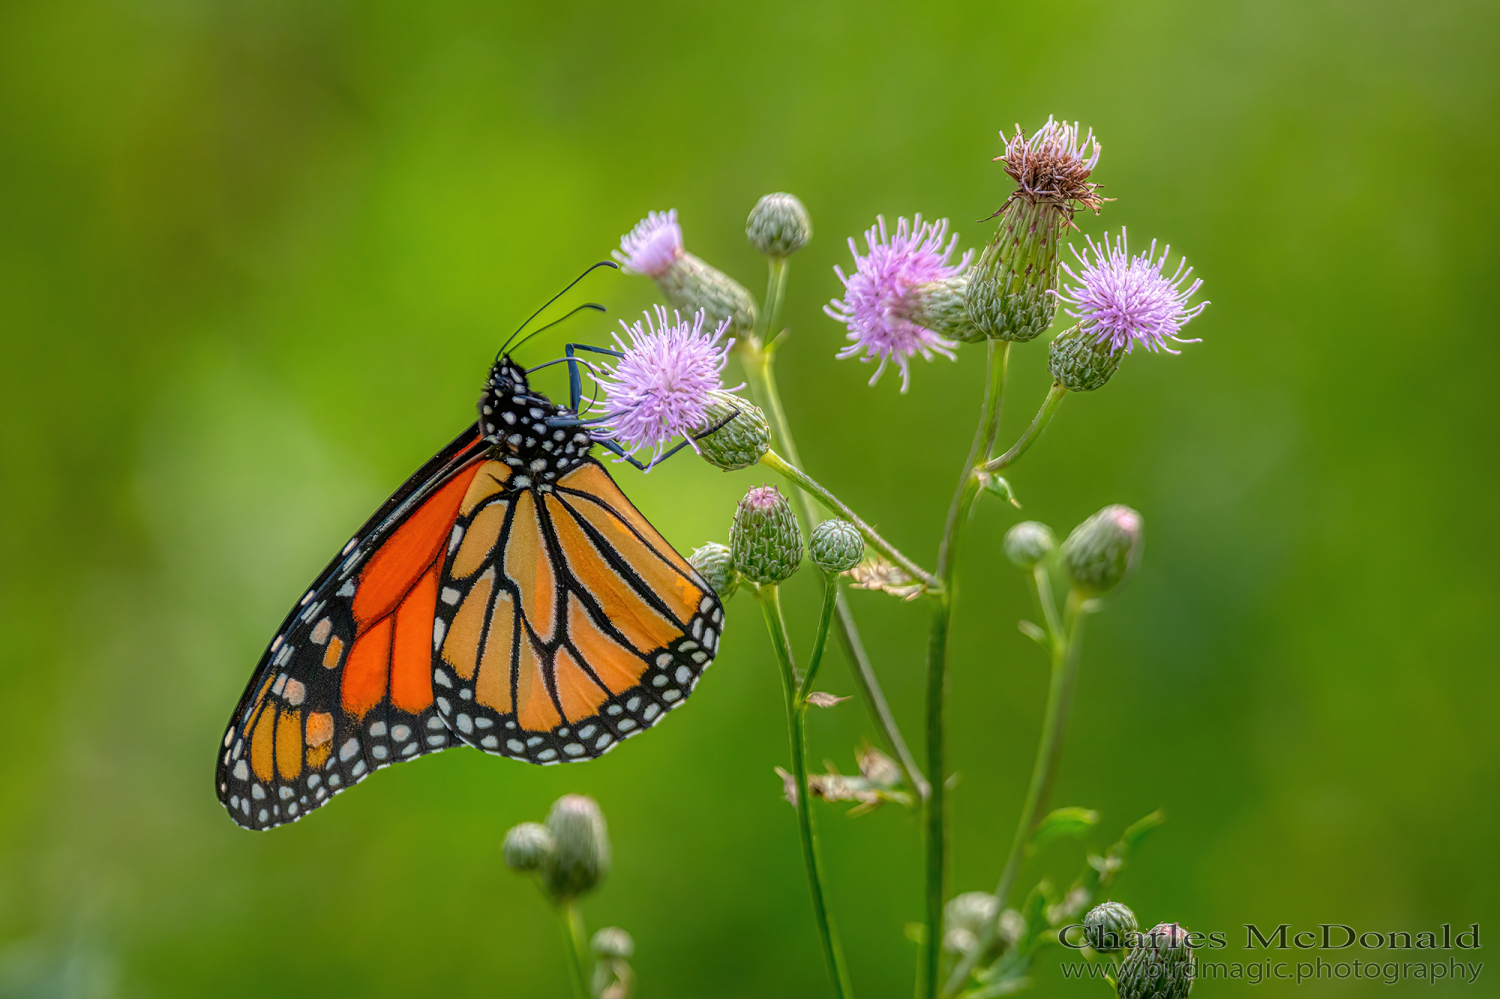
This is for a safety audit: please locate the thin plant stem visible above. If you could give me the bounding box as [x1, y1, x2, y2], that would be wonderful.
[942, 587, 1089, 996]
[760, 449, 939, 592]
[981, 383, 1067, 474]
[920, 339, 1009, 999]
[737, 329, 927, 800]
[800, 574, 841, 702]
[762, 256, 790, 341]
[757, 584, 854, 999]
[560, 902, 590, 999]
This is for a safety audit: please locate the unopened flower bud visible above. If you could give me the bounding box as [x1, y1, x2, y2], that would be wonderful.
[1049, 324, 1125, 392]
[695, 390, 771, 471]
[1083, 900, 1138, 954]
[1004, 521, 1055, 568]
[895, 276, 984, 343]
[730, 485, 803, 584]
[541, 795, 610, 900]
[747, 192, 812, 258]
[1117, 922, 1194, 999]
[502, 822, 555, 873]
[808, 519, 865, 574]
[689, 542, 739, 600]
[1061, 505, 1143, 596]
[591, 927, 635, 959]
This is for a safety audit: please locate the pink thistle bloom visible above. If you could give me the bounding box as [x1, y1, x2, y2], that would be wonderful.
[824, 215, 972, 392]
[1056, 229, 1209, 353]
[613, 210, 684, 277]
[596, 305, 736, 465]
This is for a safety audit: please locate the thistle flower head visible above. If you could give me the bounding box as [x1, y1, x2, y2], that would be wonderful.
[595, 306, 735, 466]
[824, 215, 972, 392]
[999, 117, 1103, 212]
[1057, 229, 1208, 354]
[614, 209, 684, 277]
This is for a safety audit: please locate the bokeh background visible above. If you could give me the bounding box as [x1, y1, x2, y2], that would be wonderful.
[2, 1, 1497, 996]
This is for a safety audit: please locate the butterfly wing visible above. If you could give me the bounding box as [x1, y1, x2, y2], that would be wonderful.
[216, 425, 490, 829]
[432, 457, 724, 763]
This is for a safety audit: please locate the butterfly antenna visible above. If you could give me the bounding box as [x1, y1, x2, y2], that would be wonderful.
[503, 303, 606, 360]
[500, 260, 618, 356]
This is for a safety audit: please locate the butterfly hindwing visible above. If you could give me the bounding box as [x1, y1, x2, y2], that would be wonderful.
[216, 426, 488, 829]
[432, 457, 724, 764]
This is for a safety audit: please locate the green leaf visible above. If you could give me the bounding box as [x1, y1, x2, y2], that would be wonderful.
[1018, 620, 1047, 645]
[978, 472, 1022, 507]
[1029, 807, 1100, 850]
[1119, 809, 1166, 852]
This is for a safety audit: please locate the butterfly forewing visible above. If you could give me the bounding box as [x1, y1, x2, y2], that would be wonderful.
[216, 427, 488, 829]
[432, 458, 723, 763]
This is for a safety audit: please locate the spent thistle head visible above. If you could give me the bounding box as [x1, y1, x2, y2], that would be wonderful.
[730, 485, 803, 584]
[998, 116, 1103, 214]
[595, 306, 734, 466]
[825, 215, 972, 392]
[747, 192, 813, 258]
[1056, 229, 1208, 354]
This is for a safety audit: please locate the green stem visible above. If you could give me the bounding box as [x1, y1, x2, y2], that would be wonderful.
[942, 589, 1089, 996]
[738, 333, 928, 800]
[560, 902, 590, 999]
[920, 340, 1009, 999]
[757, 584, 854, 999]
[761, 256, 790, 343]
[761, 449, 939, 592]
[800, 574, 841, 703]
[981, 383, 1066, 474]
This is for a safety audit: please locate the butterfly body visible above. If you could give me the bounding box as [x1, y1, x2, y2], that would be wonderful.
[217, 355, 722, 830]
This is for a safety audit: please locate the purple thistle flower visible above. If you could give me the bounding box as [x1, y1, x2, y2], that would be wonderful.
[595, 305, 736, 466]
[1056, 229, 1209, 354]
[614, 210, 684, 277]
[824, 215, 972, 392]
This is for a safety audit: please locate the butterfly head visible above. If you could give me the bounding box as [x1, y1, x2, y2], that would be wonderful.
[479, 355, 594, 487]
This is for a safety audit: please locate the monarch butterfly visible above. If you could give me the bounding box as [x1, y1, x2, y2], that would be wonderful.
[215, 296, 725, 830]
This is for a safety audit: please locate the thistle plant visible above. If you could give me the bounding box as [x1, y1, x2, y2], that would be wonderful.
[512, 113, 1207, 998]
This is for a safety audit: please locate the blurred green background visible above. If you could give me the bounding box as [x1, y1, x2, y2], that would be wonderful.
[2, 1, 1497, 996]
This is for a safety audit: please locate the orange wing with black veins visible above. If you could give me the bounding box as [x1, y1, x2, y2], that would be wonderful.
[215, 426, 487, 830]
[430, 458, 724, 764]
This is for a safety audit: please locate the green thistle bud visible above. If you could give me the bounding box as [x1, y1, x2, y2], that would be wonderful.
[591, 926, 635, 959]
[656, 254, 759, 339]
[746, 192, 812, 258]
[689, 542, 739, 600]
[966, 198, 1063, 342]
[501, 821, 555, 873]
[1117, 922, 1195, 999]
[1049, 324, 1125, 392]
[808, 519, 865, 574]
[894, 276, 984, 343]
[1060, 505, 1143, 596]
[1003, 521, 1056, 568]
[730, 485, 803, 584]
[695, 390, 771, 471]
[541, 794, 610, 900]
[1083, 900, 1138, 954]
